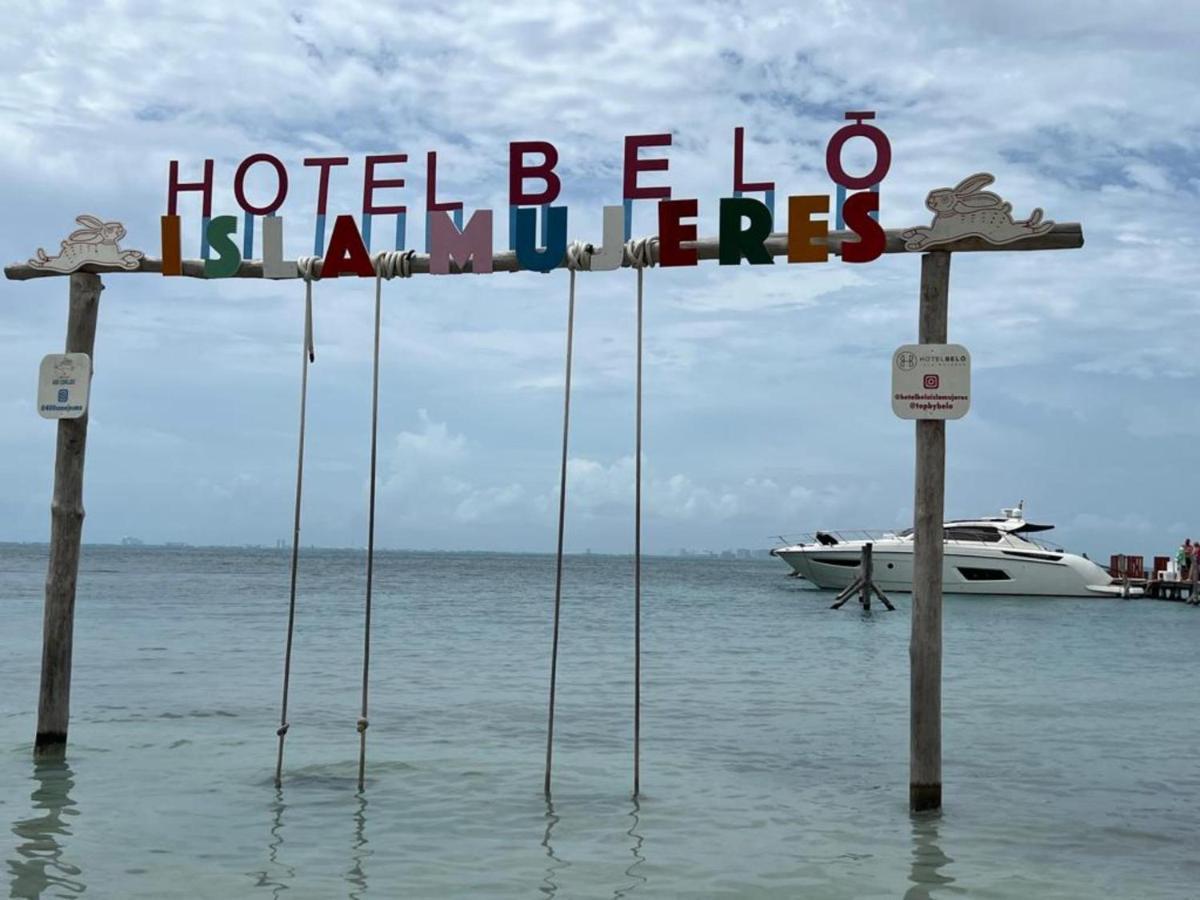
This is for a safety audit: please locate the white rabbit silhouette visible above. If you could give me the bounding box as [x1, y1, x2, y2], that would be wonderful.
[29, 215, 144, 273]
[902, 174, 1054, 251]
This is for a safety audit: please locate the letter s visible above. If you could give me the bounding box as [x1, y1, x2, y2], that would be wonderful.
[841, 191, 885, 263]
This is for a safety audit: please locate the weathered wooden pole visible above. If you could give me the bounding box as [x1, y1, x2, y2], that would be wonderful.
[860, 542, 873, 610]
[910, 251, 949, 812]
[34, 272, 102, 757]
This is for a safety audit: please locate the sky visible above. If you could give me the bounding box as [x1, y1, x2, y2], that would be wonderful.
[1, 1, 1198, 557]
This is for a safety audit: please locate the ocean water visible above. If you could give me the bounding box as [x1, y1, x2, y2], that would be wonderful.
[1, 545, 1198, 899]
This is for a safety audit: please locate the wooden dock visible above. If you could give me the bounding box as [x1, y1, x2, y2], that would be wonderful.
[1108, 554, 1199, 604]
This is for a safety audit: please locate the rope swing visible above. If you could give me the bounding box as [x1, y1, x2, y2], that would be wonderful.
[543, 239, 657, 798]
[274, 255, 320, 789]
[357, 249, 415, 792]
[625, 236, 657, 798]
[543, 240, 592, 797]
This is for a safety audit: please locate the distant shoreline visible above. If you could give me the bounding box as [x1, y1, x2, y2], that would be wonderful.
[0, 542, 777, 560]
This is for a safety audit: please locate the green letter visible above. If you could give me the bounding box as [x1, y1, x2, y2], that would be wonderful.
[718, 197, 774, 265]
[205, 215, 242, 277]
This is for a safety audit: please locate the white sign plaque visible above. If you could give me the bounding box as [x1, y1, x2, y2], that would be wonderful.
[38, 353, 91, 419]
[892, 344, 970, 420]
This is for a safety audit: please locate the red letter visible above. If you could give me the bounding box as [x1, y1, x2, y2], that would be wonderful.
[841, 191, 885, 263]
[363, 154, 408, 214]
[658, 198, 697, 267]
[733, 127, 774, 193]
[826, 112, 891, 190]
[426, 151, 464, 214]
[508, 141, 561, 205]
[322, 215, 374, 277]
[234, 153, 289, 216]
[304, 156, 349, 215]
[167, 159, 213, 216]
[624, 133, 672, 200]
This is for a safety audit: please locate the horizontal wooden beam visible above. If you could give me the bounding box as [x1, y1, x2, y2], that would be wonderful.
[4, 223, 1083, 281]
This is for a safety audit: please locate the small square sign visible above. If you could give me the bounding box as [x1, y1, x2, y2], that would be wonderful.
[38, 353, 91, 419]
[892, 344, 970, 420]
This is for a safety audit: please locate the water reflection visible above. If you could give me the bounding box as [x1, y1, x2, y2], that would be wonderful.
[612, 798, 646, 899]
[7, 758, 86, 898]
[346, 792, 369, 898]
[539, 799, 567, 898]
[250, 789, 292, 897]
[905, 813, 959, 899]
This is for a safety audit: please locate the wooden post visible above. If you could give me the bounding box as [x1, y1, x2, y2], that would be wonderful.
[861, 543, 873, 610]
[911, 252, 949, 812]
[34, 272, 102, 757]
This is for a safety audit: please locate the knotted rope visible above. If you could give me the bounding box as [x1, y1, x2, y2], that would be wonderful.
[274, 255, 321, 787]
[543, 241, 594, 797]
[355, 250, 416, 792]
[625, 237, 655, 798]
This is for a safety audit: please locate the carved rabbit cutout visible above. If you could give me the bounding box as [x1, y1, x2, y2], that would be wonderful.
[902, 174, 1054, 251]
[29, 215, 144, 273]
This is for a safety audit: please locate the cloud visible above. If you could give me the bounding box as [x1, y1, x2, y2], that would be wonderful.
[1, 2, 1198, 558]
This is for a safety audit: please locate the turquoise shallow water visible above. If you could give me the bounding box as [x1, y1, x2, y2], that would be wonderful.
[1, 545, 1198, 899]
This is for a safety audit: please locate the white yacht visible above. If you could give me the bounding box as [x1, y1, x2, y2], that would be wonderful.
[771, 504, 1118, 597]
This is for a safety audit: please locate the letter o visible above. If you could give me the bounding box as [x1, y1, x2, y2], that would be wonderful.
[234, 153, 289, 216]
[825, 116, 891, 190]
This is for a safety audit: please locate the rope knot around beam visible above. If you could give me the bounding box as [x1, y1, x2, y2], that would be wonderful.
[565, 240, 593, 271]
[624, 237, 659, 269]
[297, 255, 322, 282]
[372, 249, 417, 279]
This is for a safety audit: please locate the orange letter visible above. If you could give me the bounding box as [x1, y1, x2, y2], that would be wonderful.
[787, 195, 829, 263]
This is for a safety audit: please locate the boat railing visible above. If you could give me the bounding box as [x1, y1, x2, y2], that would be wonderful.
[773, 528, 903, 547]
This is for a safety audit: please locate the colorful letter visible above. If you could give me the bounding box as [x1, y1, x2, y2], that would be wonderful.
[514, 206, 567, 273]
[429, 209, 494, 274]
[363, 154, 408, 215]
[167, 159, 214, 216]
[509, 141, 561, 205]
[787, 195, 829, 263]
[589, 205, 626, 271]
[204, 215, 241, 278]
[658, 199, 697, 267]
[262, 216, 296, 279]
[426, 151, 464, 251]
[322, 214, 374, 278]
[718, 197, 774, 265]
[234, 154, 289, 215]
[826, 112, 891, 190]
[303, 156, 349, 254]
[623, 133, 672, 200]
[733, 127, 774, 194]
[841, 191, 886, 263]
[160, 215, 182, 276]
[168, 158, 214, 258]
[362, 153, 408, 252]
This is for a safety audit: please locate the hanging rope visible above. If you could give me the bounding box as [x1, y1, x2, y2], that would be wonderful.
[624, 236, 656, 798]
[544, 240, 592, 797]
[356, 250, 415, 792]
[274, 255, 321, 789]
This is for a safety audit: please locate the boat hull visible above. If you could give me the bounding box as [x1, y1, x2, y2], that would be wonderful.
[773, 543, 1113, 597]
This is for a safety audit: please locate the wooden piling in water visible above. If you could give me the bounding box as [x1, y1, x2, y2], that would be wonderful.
[35, 272, 102, 757]
[830, 543, 894, 611]
[860, 543, 873, 610]
[910, 252, 949, 812]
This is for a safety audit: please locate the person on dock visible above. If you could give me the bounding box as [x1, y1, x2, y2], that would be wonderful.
[1178, 539, 1192, 580]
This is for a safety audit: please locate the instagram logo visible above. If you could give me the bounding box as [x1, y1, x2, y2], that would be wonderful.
[923, 374, 940, 389]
